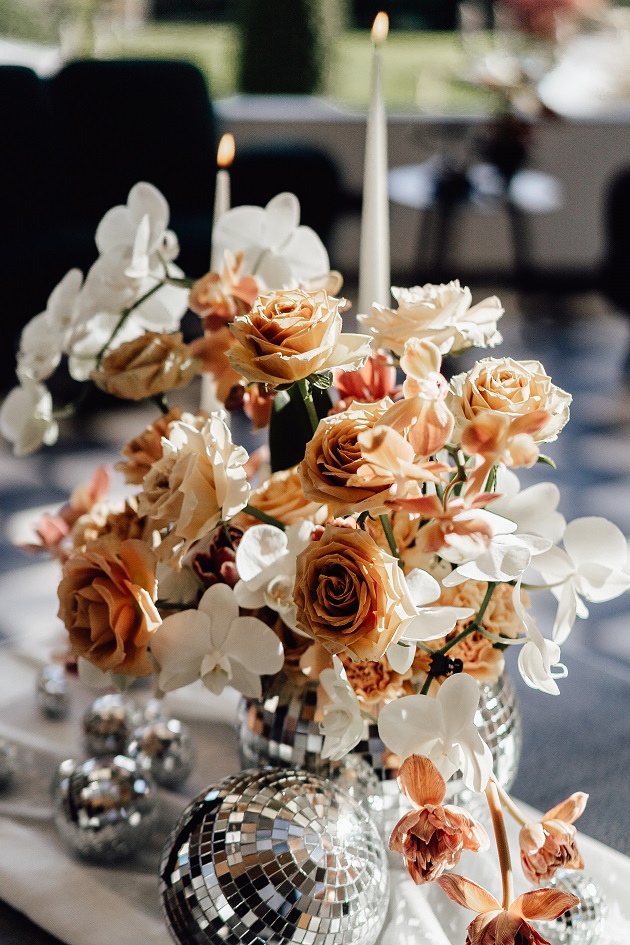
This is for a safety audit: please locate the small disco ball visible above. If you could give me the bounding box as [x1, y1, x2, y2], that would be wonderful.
[83, 693, 137, 757]
[0, 739, 18, 790]
[126, 717, 195, 789]
[53, 755, 157, 862]
[532, 869, 608, 945]
[160, 767, 389, 945]
[238, 671, 521, 794]
[36, 664, 70, 720]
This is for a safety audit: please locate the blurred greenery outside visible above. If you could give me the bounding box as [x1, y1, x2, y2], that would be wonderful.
[4, 0, 630, 113]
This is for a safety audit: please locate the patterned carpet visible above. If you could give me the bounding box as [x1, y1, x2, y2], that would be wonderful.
[2, 287, 630, 856]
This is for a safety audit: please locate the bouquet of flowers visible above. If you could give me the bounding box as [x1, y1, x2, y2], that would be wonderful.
[3, 181, 629, 942]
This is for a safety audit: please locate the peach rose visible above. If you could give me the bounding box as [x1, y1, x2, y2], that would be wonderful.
[234, 466, 328, 530]
[71, 496, 150, 550]
[293, 525, 418, 661]
[57, 537, 160, 677]
[298, 398, 397, 517]
[92, 332, 199, 400]
[227, 289, 371, 388]
[448, 357, 572, 444]
[358, 281, 503, 357]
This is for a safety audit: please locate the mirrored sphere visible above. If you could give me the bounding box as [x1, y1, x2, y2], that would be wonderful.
[126, 717, 195, 789]
[160, 767, 389, 945]
[83, 693, 136, 756]
[36, 664, 70, 719]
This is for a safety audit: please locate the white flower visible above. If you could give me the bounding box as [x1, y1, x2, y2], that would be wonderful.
[512, 581, 567, 695]
[212, 192, 330, 288]
[442, 527, 552, 587]
[318, 656, 365, 761]
[377, 673, 493, 792]
[0, 376, 59, 456]
[357, 280, 503, 357]
[233, 521, 315, 630]
[95, 181, 180, 278]
[149, 583, 283, 698]
[385, 568, 475, 674]
[535, 517, 630, 644]
[490, 468, 566, 544]
[17, 269, 84, 381]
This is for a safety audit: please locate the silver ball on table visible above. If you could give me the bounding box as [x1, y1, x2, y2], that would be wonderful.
[532, 869, 608, 945]
[160, 766, 390, 945]
[36, 664, 70, 719]
[126, 717, 195, 789]
[82, 693, 136, 756]
[53, 755, 157, 862]
[0, 739, 18, 790]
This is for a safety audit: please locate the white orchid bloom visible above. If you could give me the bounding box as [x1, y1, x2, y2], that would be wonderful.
[212, 192, 330, 288]
[318, 656, 365, 761]
[443, 529, 552, 587]
[438, 508, 518, 566]
[0, 375, 58, 456]
[377, 673, 493, 792]
[511, 580, 567, 695]
[67, 310, 145, 381]
[17, 269, 85, 381]
[95, 181, 180, 278]
[150, 583, 283, 699]
[386, 568, 475, 674]
[535, 516, 630, 644]
[490, 468, 566, 544]
[233, 521, 315, 630]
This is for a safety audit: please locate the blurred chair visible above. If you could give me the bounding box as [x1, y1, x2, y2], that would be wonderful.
[47, 59, 218, 277]
[231, 143, 348, 249]
[0, 66, 64, 391]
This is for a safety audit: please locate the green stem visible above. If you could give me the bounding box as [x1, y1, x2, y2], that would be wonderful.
[379, 513, 402, 566]
[243, 504, 286, 530]
[295, 378, 319, 435]
[419, 673, 434, 695]
[94, 281, 164, 370]
[152, 394, 170, 415]
[437, 581, 497, 655]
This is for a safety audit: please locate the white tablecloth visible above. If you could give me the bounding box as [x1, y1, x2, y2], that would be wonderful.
[0, 561, 629, 945]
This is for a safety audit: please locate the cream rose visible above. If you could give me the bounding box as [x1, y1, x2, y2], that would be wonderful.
[138, 415, 250, 567]
[293, 525, 418, 661]
[92, 332, 199, 400]
[448, 357, 571, 443]
[357, 281, 503, 357]
[57, 537, 160, 677]
[298, 398, 396, 517]
[227, 288, 371, 387]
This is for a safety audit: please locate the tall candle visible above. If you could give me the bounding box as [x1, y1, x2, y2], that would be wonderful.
[202, 133, 236, 414]
[358, 11, 390, 316]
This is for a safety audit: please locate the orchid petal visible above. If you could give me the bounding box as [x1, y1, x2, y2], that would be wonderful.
[577, 563, 630, 602]
[545, 791, 589, 824]
[563, 516, 627, 570]
[436, 874, 500, 913]
[198, 583, 239, 649]
[235, 524, 288, 582]
[226, 616, 284, 675]
[262, 192, 300, 249]
[386, 641, 416, 674]
[437, 673, 482, 738]
[511, 889, 579, 921]
[377, 694, 441, 759]
[404, 568, 442, 606]
[150, 610, 210, 692]
[397, 755, 446, 807]
[401, 607, 474, 642]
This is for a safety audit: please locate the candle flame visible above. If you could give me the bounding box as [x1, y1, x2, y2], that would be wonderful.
[217, 133, 235, 168]
[372, 11, 389, 44]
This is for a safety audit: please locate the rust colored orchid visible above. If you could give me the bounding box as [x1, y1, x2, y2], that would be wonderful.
[332, 351, 400, 413]
[519, 792, 588, 885]
[437, 873, 579, 945]
[357, 426, 450, 494]
[189, 250, 259, 329]
[390, 756, 489, 884]
[24, 466, 111, 560]
[384, 492, 497, 555]
[461, 409, 551, 498]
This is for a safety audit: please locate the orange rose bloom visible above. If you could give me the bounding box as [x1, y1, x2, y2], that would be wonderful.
[293, 525, 417, 661]
[116, 407, 185, 485]
[57, 537, 160, 677]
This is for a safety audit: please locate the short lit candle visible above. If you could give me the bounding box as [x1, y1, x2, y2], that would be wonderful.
[358, 11, 390, 316]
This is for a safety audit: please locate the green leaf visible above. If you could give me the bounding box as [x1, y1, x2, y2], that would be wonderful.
[537, 453, 557, 468]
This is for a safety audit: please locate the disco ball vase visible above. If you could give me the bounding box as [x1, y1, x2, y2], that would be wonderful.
[532, 869, 608, 945]
[160, 767, 389, 945]
[237, 671, 522, 801]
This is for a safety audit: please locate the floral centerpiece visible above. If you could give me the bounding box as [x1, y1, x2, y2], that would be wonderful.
[3, 181, 629, 943]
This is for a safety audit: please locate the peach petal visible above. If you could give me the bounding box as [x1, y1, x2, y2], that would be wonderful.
[545, 791, 589, 824]
[511, 889, 580, 921]
[397, 755, 446, 807]
[436, 874, 500, 913]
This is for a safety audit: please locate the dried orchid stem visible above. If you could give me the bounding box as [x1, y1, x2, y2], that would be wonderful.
[379, 514, 402, 565]
[486, 778, 514, 911]
[492, 776, 529, 828]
